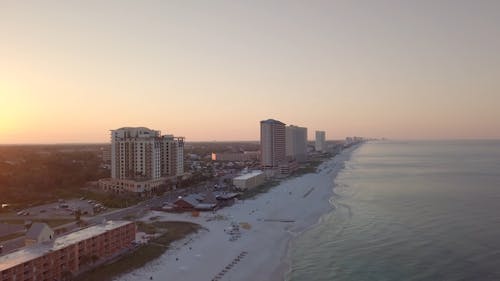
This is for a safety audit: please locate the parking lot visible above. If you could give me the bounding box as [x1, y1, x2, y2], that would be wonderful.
[16, 198, 105, 219]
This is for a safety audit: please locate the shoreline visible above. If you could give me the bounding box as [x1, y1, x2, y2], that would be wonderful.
[281, 144, 360, 281]
[116, 144, 362, 281]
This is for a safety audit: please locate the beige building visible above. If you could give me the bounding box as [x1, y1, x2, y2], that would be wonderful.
[260, 119, 286, 169]
[100, 127, 184, 195]
[99, 177, 166, 194]
[233, 170, 265, 190]
[286, 125, 308, 162]
[0, 221, 135, 281]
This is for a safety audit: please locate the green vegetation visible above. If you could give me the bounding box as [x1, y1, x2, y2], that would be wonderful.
[4, 218, 75, 228]
[80, 191, 143, 209]
[75, 221, 201, 281]
[0, 232, 24, 242]
[291, 160, 323, 177]
[135, 221, 187, 234]
[239, 180, 281, 200]
[135, 221, 157, 234]
[123, 214, 136, 221]
[0, 145, 109, 209]
[177, 171, 214, 188]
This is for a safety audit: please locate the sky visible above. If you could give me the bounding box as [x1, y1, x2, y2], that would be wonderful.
[1, 0, 499, 143]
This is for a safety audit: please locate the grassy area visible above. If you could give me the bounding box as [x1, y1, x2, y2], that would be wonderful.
[2, 218, 75, 228]
[135, 221, 185, 234]
[0, 232, 24, 242]
[239, 180, 280, 200]
[80, 191, 143, 209]
[135, 221, 156, 234]
[75, 221, 201, 281]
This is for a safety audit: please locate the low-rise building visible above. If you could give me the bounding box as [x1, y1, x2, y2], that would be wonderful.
[25, 223, 54, 247]
[0, 221, 136, 281]
[174, 194, 217, 211]
[233, 170, 265, 190]
[170, 191, 240, 212]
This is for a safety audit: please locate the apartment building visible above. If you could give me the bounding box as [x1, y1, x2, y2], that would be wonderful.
[315, 131, 326, 152]
[260, 119, 286, 169]
[286, 125, 308, 163]
[100, 127, 184, 195]
[0, 221, 135, 281]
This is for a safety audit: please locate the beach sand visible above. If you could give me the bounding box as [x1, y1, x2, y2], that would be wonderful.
[116, 146, 359, 281]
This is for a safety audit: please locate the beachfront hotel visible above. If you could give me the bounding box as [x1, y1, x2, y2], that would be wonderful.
[315, 131, 326, 152]
[260, 119, 286, 169]
[0, 221, 135, 281]
[99, 127, 184, 195]
[286, 125, 308, 163]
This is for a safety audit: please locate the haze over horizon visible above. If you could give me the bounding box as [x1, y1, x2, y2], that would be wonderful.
[2, 0, 500, 144]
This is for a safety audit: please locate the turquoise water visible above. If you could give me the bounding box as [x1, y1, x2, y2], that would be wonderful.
[289, 141, 500, 281]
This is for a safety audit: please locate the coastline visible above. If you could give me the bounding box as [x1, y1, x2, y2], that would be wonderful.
[115, 144, 362, 281]
[281, 144, 360, 281]
[282, 144, 363, 281]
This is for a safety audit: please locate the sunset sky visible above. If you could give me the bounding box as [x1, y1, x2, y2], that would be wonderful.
[1, 0, 499, 143]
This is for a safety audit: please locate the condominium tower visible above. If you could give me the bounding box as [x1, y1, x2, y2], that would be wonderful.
[100, 127, 184, 194]
[315, 130, 326, 152]
[286, 125, 308, 162]
[260, 119, 286, 169]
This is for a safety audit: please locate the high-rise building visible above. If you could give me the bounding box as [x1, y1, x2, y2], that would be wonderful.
[110, 127, 162, 180]
[100, 127, 184, 194]
[286, 125, 308, 162]
[260, 119, 286, 169]
[315, 131, 326, 152]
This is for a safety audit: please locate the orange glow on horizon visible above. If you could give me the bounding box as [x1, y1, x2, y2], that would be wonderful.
[1, 1, 500, 143]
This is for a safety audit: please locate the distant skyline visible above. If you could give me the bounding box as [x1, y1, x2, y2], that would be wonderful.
[2, 0, 500, 144]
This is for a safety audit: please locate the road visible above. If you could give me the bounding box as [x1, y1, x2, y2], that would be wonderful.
[0, 176, 238, 256]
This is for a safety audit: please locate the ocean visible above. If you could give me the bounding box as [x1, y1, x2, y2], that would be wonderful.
[288, 140, 500, 281]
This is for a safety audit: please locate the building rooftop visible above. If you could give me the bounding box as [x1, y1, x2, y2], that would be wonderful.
[25, 222, 52, 241]
[260, 119, 285, 125]
[0, 220, 132, 272]
[175, 194, 204, 207]
[214, 192, 240, 200]
[233, 170, 264, 180]
[114, 126, 152, 131]
[194, 203, 217, 210]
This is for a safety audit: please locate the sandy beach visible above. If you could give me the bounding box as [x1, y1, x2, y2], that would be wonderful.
[116, 145, 359, 281]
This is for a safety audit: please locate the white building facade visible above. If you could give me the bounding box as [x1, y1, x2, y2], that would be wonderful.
[260, 119, 286, 169]
[233, 171, 265, 190]
[286, 125, 308, 162]
[315, 130, 326, 152]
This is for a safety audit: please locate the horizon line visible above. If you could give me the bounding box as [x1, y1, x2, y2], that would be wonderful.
[1, 138, 500, 146]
